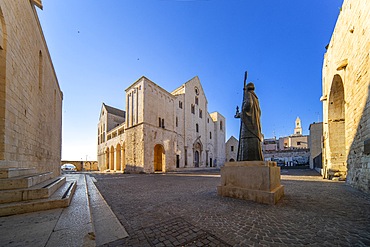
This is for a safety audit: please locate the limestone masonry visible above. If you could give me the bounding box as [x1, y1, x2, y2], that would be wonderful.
[98, 76, 226, 173]
[322, 0, 370, 192]
[0, 0, 62, 176]
[0, 1, 69, 217]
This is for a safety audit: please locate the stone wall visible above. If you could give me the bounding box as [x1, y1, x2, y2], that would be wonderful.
[61, 161, 99, 171]
[322, 0, 370, 191]
[0, 1, 62, 176]
[264, 149, 310, 166]
[124, 124, 146, 173]
[143, 125, 177, 172]
[308, 122, 323, 171]
[210, 112, 226, 166]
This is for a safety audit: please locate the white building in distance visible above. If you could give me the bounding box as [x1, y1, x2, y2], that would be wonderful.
[225, 136, 238, 162]
[97, 76, 226, 173]
[263, 117, 309, 166]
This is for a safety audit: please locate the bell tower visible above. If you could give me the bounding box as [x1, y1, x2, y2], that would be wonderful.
[294, 117, 302, 135]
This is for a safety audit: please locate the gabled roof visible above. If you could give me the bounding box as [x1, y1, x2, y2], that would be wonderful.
[172, 76, 209, 104]
[172, 76, 202, 94]
[126, 76, 175, 100]
[103, 103, 125, 118]
[227, 136, 238, 143]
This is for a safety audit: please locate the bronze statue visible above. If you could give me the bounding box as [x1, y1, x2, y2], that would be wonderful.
[235, 71, 264, 161]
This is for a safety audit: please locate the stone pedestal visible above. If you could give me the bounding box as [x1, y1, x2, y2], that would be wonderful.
[217, 161, 284, 205]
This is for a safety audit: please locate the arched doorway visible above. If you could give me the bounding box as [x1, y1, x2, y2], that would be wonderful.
[194, 151, 200, 167]
[154, 144, 165, 172]
[105, 147, 110, 170]
[116, 144, 121, 171]
[193, 141, 202, 167]
[328, 74, 346, 177]
[121, 142, 126, 171]
[110, 146, 114, 170]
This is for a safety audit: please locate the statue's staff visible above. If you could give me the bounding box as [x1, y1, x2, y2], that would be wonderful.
[235, 70, 248, 118]
[243, 70, 248, 90]
[235, 71, 247, 159]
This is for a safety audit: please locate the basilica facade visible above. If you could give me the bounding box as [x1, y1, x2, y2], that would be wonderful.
[97, 76, 226, 173]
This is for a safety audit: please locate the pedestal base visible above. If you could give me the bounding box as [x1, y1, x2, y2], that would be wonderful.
[217, 161, 284, 205]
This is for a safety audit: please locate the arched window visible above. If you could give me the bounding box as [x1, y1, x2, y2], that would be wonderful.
[196, 123, 199, 133]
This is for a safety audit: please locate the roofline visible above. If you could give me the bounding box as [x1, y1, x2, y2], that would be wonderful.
[126, 76, 175, 99]
[209, 111, 225, 119]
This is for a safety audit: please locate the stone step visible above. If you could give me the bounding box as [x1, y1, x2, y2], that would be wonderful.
[0, 172, 54, 190]
[0, 177, 66, 204]
[0, 179, 77, 217]
[0, 167, 37, 179]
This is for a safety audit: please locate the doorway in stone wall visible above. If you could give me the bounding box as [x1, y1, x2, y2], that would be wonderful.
[328, 74, 346, 176]
[194, 151, 199, 167]
[116, 144, 121, 171]
[110, 146, 114, 170]
[176, 155, 180, 168]
[105, 147, 110, 170]
[154, 144, 165, 172]
[193, 141, 202, 167]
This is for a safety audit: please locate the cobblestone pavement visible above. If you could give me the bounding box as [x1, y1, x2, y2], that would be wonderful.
[92, 169, 370, 246]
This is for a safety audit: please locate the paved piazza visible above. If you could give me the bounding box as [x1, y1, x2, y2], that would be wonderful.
[92, 169, 370, 246]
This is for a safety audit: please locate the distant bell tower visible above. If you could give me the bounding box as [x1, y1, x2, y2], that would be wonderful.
[294, 117, 302, 135]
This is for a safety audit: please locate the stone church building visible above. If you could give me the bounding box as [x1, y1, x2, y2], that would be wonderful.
[0, 1, 74, 216]
[0, 0, 62, 175]
[322, 0, 370, 192]
[98, 76, 226, 173]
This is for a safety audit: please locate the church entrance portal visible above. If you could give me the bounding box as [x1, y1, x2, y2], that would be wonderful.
[193, 140, 202, 168]
[194, 151, 199, 167]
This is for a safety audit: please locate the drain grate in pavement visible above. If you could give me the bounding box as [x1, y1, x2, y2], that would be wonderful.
[142, 217, 231, 247]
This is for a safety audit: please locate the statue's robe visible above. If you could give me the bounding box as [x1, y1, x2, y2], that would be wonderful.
[237, 90, 264, 161]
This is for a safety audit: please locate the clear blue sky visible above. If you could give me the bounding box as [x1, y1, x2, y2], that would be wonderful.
[37, 0, 343, 161]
